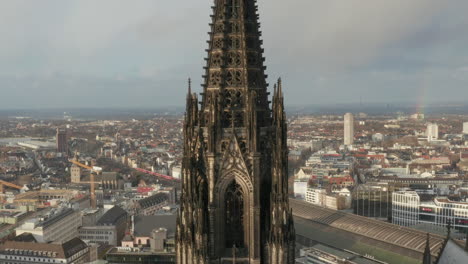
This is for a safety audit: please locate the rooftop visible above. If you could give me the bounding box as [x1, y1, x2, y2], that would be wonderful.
[137, 193, 168, 209]
[291, 199, 446, 261]
[0, 237, 88, 259]
[134, 214, 177, 237]
[97, 206, 127, 226]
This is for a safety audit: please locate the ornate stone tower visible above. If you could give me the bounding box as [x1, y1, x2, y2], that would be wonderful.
[176, 0, 295, 263]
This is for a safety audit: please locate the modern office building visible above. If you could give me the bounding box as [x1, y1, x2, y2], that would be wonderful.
[15, 208, 81, 243]
[463, 122, 468, 134]
[344, 113, 354, 146]
[79, 206, 128, 246]
[426, 123, 439, 141]
[70, 163, 81, 183]
[353, 183, 392, 219]
[56, 128, 69, 154]
[392, 191, 468, 236]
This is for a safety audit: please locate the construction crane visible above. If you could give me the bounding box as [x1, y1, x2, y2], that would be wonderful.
[0, 180, 22, 203]
[69, 159, 101, 209]
[0, 180, 22, 193]
[135, 168, 180, 182]
[69, 159, 102, 174]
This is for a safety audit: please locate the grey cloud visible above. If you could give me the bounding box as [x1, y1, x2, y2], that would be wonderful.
[0, 0, 467, 109]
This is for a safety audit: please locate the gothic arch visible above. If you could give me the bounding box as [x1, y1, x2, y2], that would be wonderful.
[214, 169, 253, 254]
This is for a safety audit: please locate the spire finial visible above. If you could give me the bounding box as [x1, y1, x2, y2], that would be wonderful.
[278, 78, 282, 95]
[188, 78, 192, 95]
[423, 233, 432, 264]
[447, 219, 452, 238]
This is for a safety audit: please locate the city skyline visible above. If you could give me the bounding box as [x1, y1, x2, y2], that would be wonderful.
[1, 1, 468, 264]
[1, 0, 468, 109]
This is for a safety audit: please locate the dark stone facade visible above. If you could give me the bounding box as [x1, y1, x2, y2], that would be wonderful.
[176, 0, 295, 263]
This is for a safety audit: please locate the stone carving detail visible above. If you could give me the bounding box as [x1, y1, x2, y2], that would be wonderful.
[223, 89, 243, 108]
[222, 138, 247, 172]
[211, 53, 223, 67]
[209, 71, 222, 87]
[222, 111, 233, 127]
[227, 52, 242, 67]
[226, 70, 243, 87]
[221, 140, 229, 153]
[214, 23, 225, 34]
[234, 111, 244, 127]
[229, 22, 241, 34]
[177, 0, 295, 263]
[213, 38, 224, 49]
[228, 37, 241, 49]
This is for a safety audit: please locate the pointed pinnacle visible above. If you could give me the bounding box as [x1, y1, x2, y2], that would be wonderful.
[278, 78, 283, 96]
[188, 78, 192, 95]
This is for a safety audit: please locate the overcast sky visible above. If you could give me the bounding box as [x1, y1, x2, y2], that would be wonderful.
[0, 0, 467, 109]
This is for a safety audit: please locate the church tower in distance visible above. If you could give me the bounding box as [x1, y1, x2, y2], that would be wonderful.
[176, 0, 295, 263]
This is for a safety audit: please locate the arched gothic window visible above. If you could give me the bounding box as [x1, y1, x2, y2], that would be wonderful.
[225, 181, 244, 248]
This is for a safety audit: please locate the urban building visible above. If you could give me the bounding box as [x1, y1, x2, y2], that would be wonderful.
[135, 193, 169, 216]
[13, 190, 79, 209]
[0, 210, 29, 225]
[105, 248, 176, 264]
[79, 206, 128, 246]
[15, 208, 81, 243]
[344, 113, 354, 146]
[70, 163, 81, 183]
[305, 188, 350, 210]
[56, 128, 69, 154]
[0, 237, 90, 264]
[122, 214, 176, 252]
[426, 123, 439, 141]
[392, 191, 420, 227]
[176, 0, 295, 262]
[353, 183, 392, 219]
[464, 122, 468, 134]
[392, 191, 468, 237]
[294, 180, 308, 199]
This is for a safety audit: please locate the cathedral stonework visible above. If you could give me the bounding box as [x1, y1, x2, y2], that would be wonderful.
[176, 0, 295, 263]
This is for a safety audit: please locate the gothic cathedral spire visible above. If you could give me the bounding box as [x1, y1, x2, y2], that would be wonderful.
[423, 233, 432, 264]
[176, 1, 295, 263]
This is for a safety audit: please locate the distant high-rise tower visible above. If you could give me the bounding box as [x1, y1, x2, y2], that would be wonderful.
[344, 113, 354, 145]
[70, 164, 81, 183]
[426, 123, 439, 141]
[56, 128, 68, 154]
[463, 122, 468, 134]
[176, 0, 295, 263]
